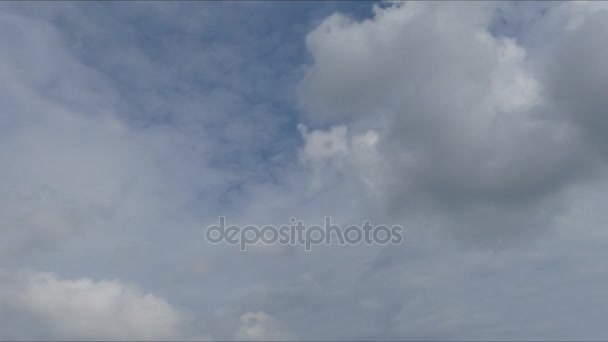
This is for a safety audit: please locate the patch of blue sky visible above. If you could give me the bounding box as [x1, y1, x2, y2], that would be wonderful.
[39, 2, 377, 182]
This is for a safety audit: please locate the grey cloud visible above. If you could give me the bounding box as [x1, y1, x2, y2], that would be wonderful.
[298, 1, 606, 245]
[546, 8, 608, 156]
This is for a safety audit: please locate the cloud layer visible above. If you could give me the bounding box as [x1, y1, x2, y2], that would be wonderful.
[2, 1, 608, 340]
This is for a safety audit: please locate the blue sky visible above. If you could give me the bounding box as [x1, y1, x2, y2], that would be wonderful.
[2, 1, 608, 340]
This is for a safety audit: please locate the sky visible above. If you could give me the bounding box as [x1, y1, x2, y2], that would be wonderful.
[2, 0, 608, 340]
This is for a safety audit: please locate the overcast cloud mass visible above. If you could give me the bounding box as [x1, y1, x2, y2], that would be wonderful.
[2, 1, 608, 340]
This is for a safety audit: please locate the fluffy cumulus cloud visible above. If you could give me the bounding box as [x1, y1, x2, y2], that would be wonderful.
[299, 0, 608, 246]
[0, 271, 182, 340]
[3, 0, 608, 340]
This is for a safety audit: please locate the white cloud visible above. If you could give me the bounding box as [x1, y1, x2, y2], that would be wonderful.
[0, 271, 183, 340]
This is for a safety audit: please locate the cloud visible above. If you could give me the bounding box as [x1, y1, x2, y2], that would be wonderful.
[543, 5, 608, 156]
[0, 271, 183, 340]
[234, 311, 294, 341]
[297, 1, 606, 246]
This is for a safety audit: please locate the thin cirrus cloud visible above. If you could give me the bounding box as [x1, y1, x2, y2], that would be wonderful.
[1, 1, 608, 340]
